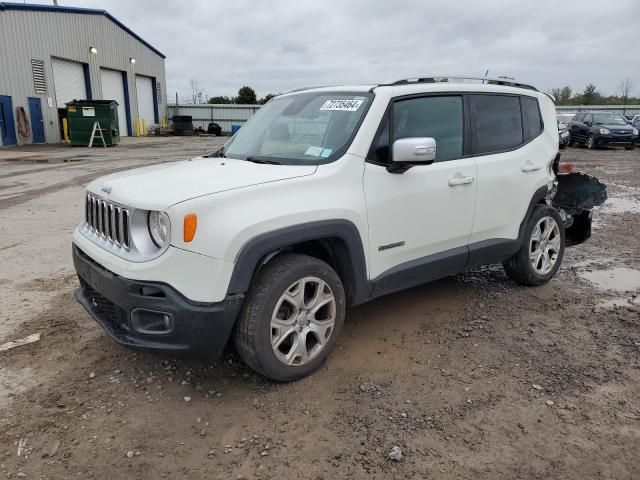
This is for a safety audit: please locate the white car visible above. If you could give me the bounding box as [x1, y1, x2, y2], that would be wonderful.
[73, 76, 605, 381]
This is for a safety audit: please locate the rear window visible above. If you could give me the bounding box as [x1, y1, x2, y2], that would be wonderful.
[472, 95, 523, 154]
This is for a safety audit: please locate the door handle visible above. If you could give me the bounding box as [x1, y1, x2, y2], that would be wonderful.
[448, 175, 474, 187]
[521, 163, 542, 173]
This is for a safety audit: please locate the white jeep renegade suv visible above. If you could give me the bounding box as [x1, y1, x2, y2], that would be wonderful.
[72, 76, 605, 381]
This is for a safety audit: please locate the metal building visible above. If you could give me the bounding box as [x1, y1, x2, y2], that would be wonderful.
[0, 2, 166, 146]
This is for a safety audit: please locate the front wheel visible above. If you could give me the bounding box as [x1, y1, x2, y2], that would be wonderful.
[503, 205, 565, 286]
[587, 134, 597, 149]
[234, 254, 346, 381]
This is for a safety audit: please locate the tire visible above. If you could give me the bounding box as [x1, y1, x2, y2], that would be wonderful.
[234, 253, 346, 381]
[567, 135, 574, 147]
[587, 134, 597, 149]
[503, 205, 565, 286]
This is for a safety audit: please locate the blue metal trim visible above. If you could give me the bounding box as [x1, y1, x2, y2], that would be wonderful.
[151, 77, 159, 123]
[0, 2, 166, 59]
[82, 63, 92, 100]
[122, 71, 132, 136]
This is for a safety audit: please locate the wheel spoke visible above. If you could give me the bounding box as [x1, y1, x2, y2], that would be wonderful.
[308, 320, 333, 347]
[284, 279, 305, 309]
[271, 325, 297, 350]
[284, 332, 309, 365]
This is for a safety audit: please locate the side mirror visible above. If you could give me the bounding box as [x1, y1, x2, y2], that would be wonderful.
[391, 137, 436, 166]
[585, 121, 592, 127]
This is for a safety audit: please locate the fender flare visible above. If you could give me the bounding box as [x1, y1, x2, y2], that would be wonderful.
[515, 185, 553, 246]
[226, 220, 370, 304]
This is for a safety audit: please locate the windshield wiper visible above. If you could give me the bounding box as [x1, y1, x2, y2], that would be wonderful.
[244, 156, 281, 165]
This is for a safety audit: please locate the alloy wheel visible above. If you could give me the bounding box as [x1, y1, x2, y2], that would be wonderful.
[270, 277, 336, 366]
[529, 216, 561, 275]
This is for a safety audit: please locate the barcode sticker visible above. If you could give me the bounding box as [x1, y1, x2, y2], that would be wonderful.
[320, 99, 363, 112]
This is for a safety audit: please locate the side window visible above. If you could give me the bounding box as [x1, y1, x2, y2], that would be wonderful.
[521, 96, 543, 141]
[584, 113, 592, 124]
[393, 96, 463, 162]
[471, 94, 523, 154]
[574, 113, 584, 123]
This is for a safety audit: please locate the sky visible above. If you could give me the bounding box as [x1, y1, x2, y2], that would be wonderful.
[29, 0, 640, 101]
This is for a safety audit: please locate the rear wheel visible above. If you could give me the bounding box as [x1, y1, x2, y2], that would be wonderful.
[503, 205, 565, 286]
[234, 254, 346, 381]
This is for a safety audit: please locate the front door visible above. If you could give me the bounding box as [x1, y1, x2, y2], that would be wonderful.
[0, 95, 17, 146]
[28, 97, 45, 144]
[364, 94, 477, 293]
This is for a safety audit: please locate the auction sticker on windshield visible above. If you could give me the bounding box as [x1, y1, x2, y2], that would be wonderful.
[320, 99, 363, 111]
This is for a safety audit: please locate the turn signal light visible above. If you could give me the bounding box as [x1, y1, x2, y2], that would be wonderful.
[183, 214, 197, 242]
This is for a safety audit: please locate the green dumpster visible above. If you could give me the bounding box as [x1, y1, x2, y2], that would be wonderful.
[66, 100, 121, 146]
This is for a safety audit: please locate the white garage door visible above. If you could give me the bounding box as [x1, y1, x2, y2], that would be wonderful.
[100, 68, 128, 137]
[51, 58, 86, 108]
[136, 75, 155, 130]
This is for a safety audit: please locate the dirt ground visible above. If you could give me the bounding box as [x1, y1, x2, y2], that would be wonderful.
[1, 139, 639, 480]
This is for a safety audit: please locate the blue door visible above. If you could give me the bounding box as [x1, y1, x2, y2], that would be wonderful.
[28, 97, 45, 144]
[0, 95, 17, 146]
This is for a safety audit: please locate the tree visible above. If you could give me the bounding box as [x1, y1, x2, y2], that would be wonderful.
[560, 86, 572, 103]
[581, 84, 600, 105]
[259, 93, 277, 104]
[235, 86, 257, 104]
[208, 95, 233, 104]
[617, 77, 634, 105]
[190, 79, 205, 104]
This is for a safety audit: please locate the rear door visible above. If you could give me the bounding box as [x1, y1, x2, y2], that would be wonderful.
[364, 94, 476, 286]
[467, 94, 548, 259]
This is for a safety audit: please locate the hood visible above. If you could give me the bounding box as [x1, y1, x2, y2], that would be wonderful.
[596, 123, 634, 132]
[86, 157, 317, 210]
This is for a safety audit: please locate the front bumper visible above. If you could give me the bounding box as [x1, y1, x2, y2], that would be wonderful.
[73, 245, 243, 357]
[595, 134, 637, 146]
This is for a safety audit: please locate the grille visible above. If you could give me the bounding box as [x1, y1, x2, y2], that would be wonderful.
[85, 193, 130, 249]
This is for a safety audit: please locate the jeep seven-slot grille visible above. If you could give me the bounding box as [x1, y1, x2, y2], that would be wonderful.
[85, 194, 130, 248]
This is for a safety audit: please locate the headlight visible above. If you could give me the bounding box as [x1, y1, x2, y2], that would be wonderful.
[148, 211, 170, 248]
[599, 128, 611, 135]
[633, 128, 639, 136]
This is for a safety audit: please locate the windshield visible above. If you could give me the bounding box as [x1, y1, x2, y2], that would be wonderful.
[222, 92, 372, 165]
[592, 113, 628, 125]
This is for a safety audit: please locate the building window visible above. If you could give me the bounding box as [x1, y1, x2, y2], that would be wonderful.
[31, 59, 47, 95]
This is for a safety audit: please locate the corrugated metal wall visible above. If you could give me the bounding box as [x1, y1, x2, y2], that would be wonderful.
[167, 104, 261, 133]
[0, 9, 166, 145]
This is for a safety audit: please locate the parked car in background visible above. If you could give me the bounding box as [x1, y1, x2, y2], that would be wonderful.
[207, 122, 222, 136]
[558, 121, 570, 149]
[556, 113, 575, 130]
[568, 112, 638, 150]
[633, 116, 640, 145]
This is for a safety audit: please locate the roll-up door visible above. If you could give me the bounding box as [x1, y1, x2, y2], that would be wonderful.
[136, 75, 156, 130]
[51, 58, 86, 108]
[101, 68, 128, 136]
[136, 75, 155, 128]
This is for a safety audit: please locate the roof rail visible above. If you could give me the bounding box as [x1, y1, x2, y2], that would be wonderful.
[283, 85, 339, 94]
[377, 75, 538, 92]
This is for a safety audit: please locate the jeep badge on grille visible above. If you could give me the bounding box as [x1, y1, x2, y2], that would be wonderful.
[101, 183, 112, 194]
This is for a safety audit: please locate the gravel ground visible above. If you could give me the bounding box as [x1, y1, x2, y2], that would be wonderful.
[0, 140, 639, 480]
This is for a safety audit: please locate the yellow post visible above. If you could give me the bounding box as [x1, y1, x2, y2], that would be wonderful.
[134, 118, 140, 136]
[62, 117, 69, 143]
[142, 118, 146, 136]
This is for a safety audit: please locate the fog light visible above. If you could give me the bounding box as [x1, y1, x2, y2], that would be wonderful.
[131, 309, 173, 335]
